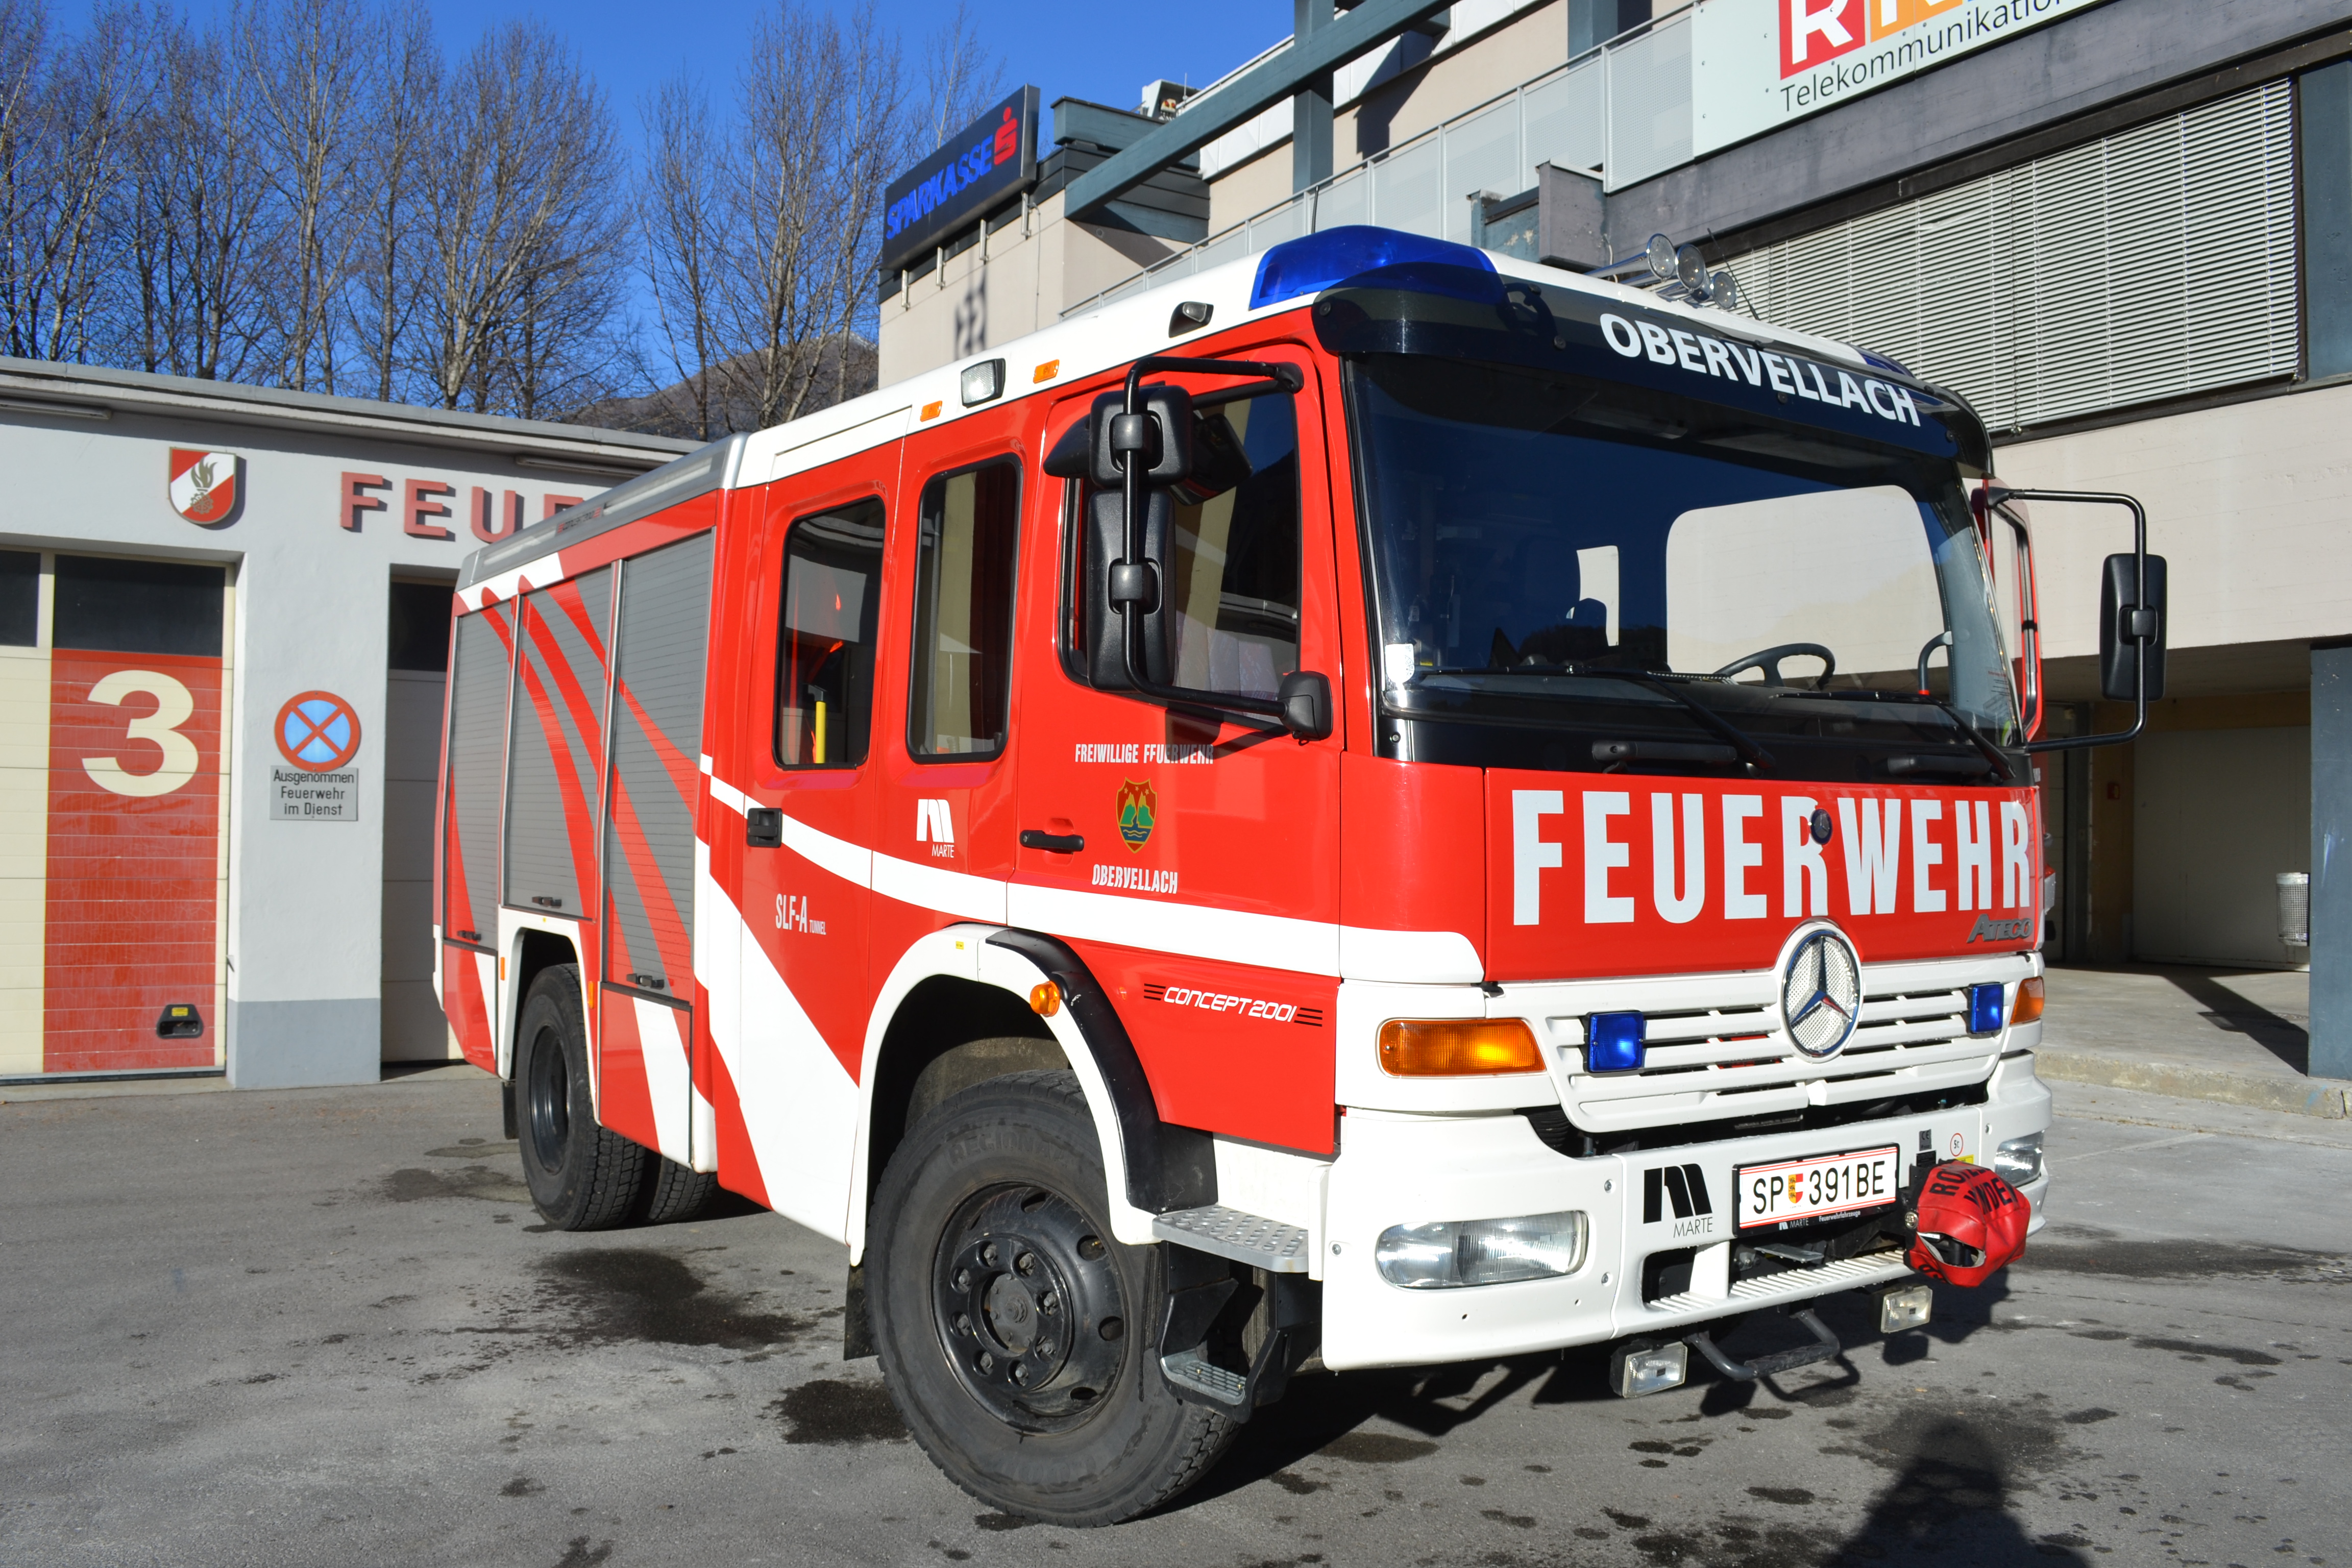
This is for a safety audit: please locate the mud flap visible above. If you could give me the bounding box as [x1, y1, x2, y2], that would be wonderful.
[843, 1263, 875, 1360]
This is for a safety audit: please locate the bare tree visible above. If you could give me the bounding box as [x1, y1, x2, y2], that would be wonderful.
[234, 0, 368, 392]
[717, 3, 902, 429]
[915, 1, 1004, 159]
[345, 1, 434, 403]
[414, 19, 627, 415]
[121, 8, 284, 381]
[638, 73, 727, 439]
[0, 0, 143, 361]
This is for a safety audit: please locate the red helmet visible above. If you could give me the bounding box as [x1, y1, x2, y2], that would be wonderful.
[1907, 1161, 2030, 1287]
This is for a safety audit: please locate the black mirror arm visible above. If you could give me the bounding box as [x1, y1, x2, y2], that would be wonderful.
[2003, 488, 2153, 754]
[1109, 354, 1314, 738]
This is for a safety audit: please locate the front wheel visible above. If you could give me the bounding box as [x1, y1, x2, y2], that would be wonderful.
[513, 964, 647, 1230]
[867, 1070, 1236, 1525]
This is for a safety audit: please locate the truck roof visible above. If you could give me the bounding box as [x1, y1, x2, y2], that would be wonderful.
[458, 226, 1893, 595]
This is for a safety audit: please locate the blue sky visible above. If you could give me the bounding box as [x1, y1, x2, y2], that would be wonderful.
[179, 0, 1287, 149]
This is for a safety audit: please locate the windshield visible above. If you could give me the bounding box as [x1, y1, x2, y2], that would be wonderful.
[1316, 263, 2017, 780]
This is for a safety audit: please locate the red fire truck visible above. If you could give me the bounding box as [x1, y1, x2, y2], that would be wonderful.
[435, 226, 2164, 1524]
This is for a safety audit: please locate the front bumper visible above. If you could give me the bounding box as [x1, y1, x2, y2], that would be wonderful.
[1317, 1050, 2051, 1373]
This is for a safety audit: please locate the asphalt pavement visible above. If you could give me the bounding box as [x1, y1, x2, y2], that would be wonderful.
[2, 1070, 2346, 1568]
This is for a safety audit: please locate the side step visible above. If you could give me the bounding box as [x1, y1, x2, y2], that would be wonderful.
[1152, 1204, 1312, 1273]
[1161, 1347, 1252, 1407]
[1686, 1308, 1844, 1381]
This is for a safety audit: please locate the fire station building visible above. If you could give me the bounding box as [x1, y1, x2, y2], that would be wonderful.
[879, 0, 2352, 1073]
[0, 359, 690, 1088]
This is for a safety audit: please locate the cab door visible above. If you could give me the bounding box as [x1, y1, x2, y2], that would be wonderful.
[1010, 346, 1345, 1155]
[726, 453, 894, 1233]
[868, 444, 1026, 984]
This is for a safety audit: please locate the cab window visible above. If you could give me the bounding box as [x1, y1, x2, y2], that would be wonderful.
[908, 459, 1020, 759]
[774, 498, 884, 769]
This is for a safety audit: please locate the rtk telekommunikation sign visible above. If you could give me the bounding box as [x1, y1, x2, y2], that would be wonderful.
[1691, 0, 2111, 156]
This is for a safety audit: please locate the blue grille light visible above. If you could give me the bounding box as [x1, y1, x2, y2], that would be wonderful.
[1248, 225, 1494, 309]
[1966, 983, 2005, 1035]
[1586, 1011, 1646, 1073]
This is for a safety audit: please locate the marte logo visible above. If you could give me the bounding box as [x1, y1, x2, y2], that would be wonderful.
[1116, 778, 1157, 852]
[168, 448, 240, 525]
[1644, 1163, 1716, 1236]
[915, 799, 955, 857]
[1966, 914, 2032, 943]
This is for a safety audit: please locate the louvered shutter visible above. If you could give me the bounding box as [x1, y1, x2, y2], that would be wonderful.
[443, 604, 512, 946]
[1732, 82, 2296, 433]
[603, 532, 715, 994]
[504, 568, 614, 918]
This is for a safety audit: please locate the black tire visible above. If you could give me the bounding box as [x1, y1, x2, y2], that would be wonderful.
[867, 1070, 1236, 1526]
[514, 965, 647, 1230]
[636, 1156, 720, 1224]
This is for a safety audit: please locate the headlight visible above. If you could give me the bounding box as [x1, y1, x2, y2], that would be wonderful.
[1993, 1131, 2045, 1186]
[1375, 1211, 1587, 1289]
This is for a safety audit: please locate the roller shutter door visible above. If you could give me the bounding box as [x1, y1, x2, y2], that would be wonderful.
[2, 552, 230, 1080]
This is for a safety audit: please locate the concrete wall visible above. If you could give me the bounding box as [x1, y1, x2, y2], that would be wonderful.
[2135, 725, 2311, 967]
[878, 191, 1189, 386]
[1995, 382, 2352, 660]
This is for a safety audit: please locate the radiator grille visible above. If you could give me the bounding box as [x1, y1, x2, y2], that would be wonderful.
[1521, 958, 2023, 1136]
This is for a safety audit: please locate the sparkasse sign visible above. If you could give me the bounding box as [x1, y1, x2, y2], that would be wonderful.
[879, 85, 1041, 276]
[1692, 0, 2111, 155]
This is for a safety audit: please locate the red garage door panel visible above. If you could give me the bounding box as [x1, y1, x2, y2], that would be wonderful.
[42, 650, 225, 1072]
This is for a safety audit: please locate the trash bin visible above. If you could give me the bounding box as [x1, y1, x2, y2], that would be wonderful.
[2277, 871, 2310, 951]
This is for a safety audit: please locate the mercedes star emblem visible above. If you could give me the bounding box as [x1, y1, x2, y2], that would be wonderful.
[1782, 928, 1863, 1060]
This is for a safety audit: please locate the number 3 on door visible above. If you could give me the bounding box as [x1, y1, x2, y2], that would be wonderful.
[82, 669, 200, 797]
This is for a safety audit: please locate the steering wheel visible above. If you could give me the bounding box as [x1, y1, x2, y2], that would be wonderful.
[1712, 643, 1836, 687]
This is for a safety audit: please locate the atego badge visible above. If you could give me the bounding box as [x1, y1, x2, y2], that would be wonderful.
[168, 448, 240, 525]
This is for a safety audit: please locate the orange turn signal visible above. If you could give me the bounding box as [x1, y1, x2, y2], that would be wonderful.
[2013, 975, 2045, 1025]
[1378, 1018, 1544, 1077]
[1028, 982, 1062, 1018]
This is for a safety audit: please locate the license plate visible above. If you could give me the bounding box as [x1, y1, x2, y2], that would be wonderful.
[1737, 1145, 1902, 1230]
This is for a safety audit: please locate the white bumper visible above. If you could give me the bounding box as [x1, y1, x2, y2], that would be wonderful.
[1317, 1055, 2052, 1372]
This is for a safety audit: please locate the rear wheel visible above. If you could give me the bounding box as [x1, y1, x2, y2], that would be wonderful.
[867, 1070, 1236, 1525]
[637, 1156, 720, 1224]
[514, 964, 646, 1230]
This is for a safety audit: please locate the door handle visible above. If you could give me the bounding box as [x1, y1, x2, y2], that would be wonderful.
[1019, 828, 1085, 854]
[746, 807, 783, 848]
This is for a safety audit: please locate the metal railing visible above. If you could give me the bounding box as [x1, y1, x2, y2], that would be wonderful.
[1063, 4, 1696, 316]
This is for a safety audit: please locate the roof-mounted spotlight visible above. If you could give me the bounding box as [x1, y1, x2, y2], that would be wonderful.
[1585, 233, 1743, 311]
[1674, 243, 1707, 293]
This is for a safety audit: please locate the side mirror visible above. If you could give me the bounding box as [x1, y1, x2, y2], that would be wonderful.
[1089, 385, 1192, 489]
[2098, 552, 2167, 702]
[1277, 670, 1333, 741]
[1083, 487, 1172, 690]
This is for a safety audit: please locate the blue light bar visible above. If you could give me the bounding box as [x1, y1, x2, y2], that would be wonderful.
[1966, 983, 2005, 1035]
[1585, 1012, 1646, 1073]
[1249, 225, 1494, 310]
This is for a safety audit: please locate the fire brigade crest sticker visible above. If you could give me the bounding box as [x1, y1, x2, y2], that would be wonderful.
[168, 448, 240, 525]
[1116, 779, 1157, 852]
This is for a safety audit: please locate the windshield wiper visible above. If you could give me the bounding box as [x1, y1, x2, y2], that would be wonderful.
[1607, 669, 1776, 771]
[1791, 688, 2016, 783]
[1414, 663, 1777, 770]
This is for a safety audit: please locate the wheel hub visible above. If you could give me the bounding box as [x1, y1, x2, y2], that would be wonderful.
[525, 1024, 568, 1173]
[934, 1186, 1127, 1430]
